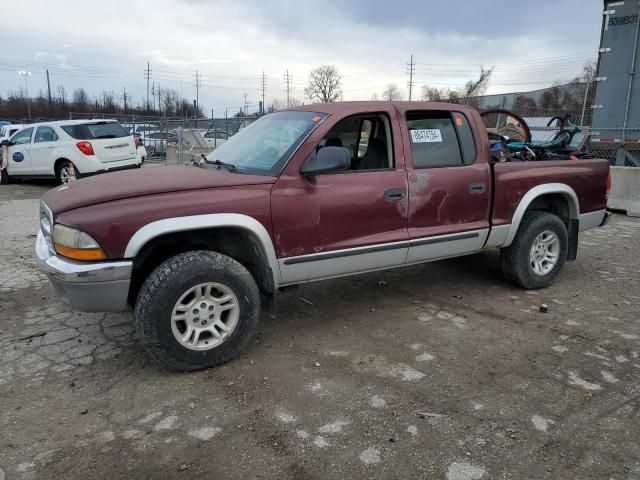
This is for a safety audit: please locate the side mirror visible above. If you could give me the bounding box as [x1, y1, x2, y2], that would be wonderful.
[0, 139, 11, 147]
[300, 146, 350, 176]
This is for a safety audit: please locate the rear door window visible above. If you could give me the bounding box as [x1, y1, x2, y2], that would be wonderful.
[34, 126, 58, 143]
[451, 112, 476, 165]
[61, 122, 129, 140]
[406, 112, 462, 168]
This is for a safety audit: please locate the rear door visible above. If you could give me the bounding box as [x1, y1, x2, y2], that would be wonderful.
[62, 122, 136, 163]
[6, 127, 34, 175]
[30, 126, 59, 175]
[272, 106, 410, 285]
[399, 107, 491, 263]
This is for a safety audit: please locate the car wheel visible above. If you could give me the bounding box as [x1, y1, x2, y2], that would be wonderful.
[135, 251, 261, 371]
[1, 169, 10, 185]
[55, 160, 74, 185]
[145, 145, 155, 157]
[500, 211, 568, 289]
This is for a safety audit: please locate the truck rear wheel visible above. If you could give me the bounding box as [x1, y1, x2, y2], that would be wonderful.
[134, 251, 261, 371]
[500, 211, 568, 289]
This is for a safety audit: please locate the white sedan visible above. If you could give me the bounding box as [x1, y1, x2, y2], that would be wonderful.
[1, 119, 141, 184]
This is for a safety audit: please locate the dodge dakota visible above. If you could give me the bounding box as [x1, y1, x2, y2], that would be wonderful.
[35, 102, 611, 370]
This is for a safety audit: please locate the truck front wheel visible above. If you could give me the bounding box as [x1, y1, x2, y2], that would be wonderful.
[134, 251, 261, 370]
[500, 211, 568, 289]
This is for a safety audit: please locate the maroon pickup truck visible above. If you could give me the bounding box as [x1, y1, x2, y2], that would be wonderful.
[35, 102, 610, 370]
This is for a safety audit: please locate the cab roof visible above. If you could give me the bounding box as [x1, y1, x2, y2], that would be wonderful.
[288, 101, 475, 115]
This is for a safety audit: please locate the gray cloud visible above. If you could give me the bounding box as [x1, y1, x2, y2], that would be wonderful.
[1, 0, 602, 114]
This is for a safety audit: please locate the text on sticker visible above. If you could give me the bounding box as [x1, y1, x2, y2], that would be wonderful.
[411, 129, 442, 143]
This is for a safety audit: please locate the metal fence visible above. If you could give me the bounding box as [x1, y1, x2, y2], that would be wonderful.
[481, 108, 640, 166]
[68, 112, 257, 162]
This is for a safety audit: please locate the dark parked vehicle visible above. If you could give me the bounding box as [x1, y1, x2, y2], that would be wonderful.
[36, 102, 610, 370]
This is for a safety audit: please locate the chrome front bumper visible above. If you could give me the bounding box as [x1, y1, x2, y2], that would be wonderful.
[35, 231, 133, 312]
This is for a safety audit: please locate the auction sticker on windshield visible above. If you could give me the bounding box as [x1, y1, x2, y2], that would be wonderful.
[410, 129, 442, 143]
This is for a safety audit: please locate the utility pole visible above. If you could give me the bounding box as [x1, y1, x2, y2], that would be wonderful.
[284, 70, 291, 107]
[243, 93, 248, 116]
[144, 62, 151, 111]
[46, 69, 52, 111]
[407, 54, 415, 101]
[195, 70, 201, 116]
[261, 71, 267, 115]
[18, 70, 31, 119]
[157, 83, 161, 113]
[123, 87, 128, 113]
[151, 81, 155, 112]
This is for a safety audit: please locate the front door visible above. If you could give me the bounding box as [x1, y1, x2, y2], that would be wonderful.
[6, 127, 34, 175]
[272, 108, 409, 285]
[399, 108, 492, 263]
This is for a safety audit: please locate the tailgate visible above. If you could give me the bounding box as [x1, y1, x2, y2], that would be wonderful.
[92, 136, 136, 163]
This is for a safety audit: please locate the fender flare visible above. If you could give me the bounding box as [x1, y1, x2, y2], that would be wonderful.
[124, 213, 281, 287]
[503, 183, 579, 247]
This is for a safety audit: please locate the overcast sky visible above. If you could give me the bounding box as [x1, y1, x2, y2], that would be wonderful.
[1, 0, 603, 115]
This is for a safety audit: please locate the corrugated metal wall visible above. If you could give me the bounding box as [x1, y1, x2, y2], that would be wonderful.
[592, 0, 640, 140]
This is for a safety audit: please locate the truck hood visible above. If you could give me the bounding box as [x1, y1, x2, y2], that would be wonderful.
[42, 165, 276, 214]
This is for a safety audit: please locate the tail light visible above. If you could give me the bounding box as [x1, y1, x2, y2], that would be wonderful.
[76, 141, 94, 156]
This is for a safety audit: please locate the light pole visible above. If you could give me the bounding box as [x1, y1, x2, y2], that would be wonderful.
[18, 70, 32, 119]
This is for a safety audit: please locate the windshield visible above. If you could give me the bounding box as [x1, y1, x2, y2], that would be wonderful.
[205, 111, 326, 175]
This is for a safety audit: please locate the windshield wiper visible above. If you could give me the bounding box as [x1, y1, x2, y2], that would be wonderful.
[201, 155, 236, 172]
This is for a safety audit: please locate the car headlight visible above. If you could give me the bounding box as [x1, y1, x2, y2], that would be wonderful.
[52, 224, 106, 261]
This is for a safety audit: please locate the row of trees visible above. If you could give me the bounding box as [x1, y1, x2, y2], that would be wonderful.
[301, 63, 596, 118]
[0, 85, 203, 121]
[0, 62, 597, 121]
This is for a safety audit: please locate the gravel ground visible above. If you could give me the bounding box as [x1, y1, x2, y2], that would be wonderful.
[0, 182, 639, 480]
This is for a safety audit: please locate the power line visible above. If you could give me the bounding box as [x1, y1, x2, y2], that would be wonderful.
[414, 52, 595, 67]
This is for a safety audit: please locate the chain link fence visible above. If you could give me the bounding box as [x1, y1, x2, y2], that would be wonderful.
[68, 113, 257, 163]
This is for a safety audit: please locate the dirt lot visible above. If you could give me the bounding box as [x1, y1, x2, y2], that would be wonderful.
[1, 181, 639, 480]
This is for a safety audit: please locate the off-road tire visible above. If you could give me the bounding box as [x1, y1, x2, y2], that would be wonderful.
[0, 169, 10, 185]
[500, 211, 568, 289]
[135, 251, 261, 371]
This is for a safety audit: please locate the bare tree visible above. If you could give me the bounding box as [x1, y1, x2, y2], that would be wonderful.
[305, 65, 342, 103]
[382, 84, 403, 101]
[102, 91, 117, 113]
[461, 66, 494, 106]
[420, 85, 444, 102]
[72, 88, 90, 111]
[56, 85, 67, 107]
[162, 89, 179, 116]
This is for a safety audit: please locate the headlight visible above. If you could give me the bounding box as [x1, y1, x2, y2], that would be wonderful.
[52, 224, 106, 261]
[39, 201, 54, 251]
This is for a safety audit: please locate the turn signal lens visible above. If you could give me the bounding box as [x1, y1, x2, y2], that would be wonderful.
[76, 141, 94, 155]
[54, 245, 106, 261]
[52, 224, 106, 260]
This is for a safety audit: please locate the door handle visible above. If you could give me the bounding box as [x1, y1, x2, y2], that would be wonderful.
[384, 188, 406, 201]
[469, 182, 485, 194]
